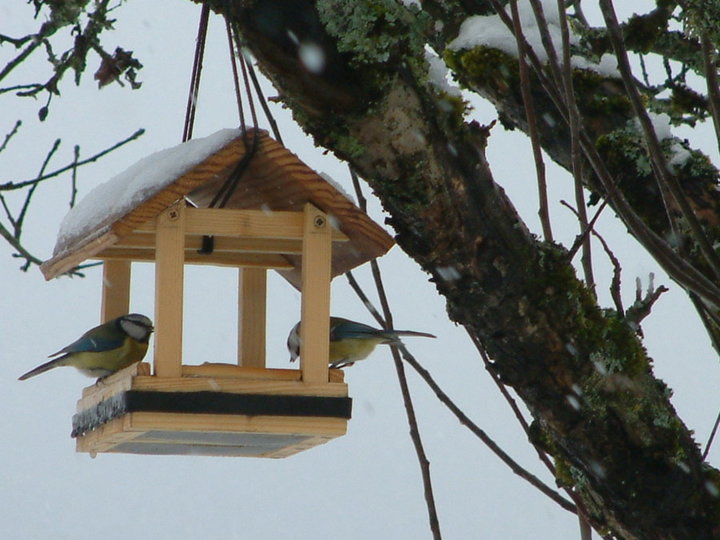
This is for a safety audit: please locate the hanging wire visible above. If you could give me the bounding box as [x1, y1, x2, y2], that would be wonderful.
[225, 19, 247, 133]
[245, 59, 284, 145]
[206, 20, 262, 211]
[182, 4, 210, 143]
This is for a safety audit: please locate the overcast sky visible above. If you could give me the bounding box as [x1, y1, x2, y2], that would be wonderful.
[3, 2, 719, 539]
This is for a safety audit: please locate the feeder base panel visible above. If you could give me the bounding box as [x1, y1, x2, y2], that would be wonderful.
[72, 363, 351, 458]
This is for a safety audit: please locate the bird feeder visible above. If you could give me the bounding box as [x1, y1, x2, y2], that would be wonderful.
[41, 128, 394, 457]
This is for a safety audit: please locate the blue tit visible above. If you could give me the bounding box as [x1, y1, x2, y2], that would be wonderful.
[18, 314, 154, 381]
[287, 316, 435, 367]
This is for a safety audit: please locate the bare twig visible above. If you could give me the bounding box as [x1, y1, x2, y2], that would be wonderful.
[389, 345, 442, 539]
[1, 129, 145, 192]
[0, 220, 42, 270]
[69, 145, 80, 208]
[700, 33, 720, 158]
[0, 38, 43, 83]
[486, 0, 720, 306]
[625, 274, 669, 330]
[0, 120, 21, 153]
[466, 330, 600, 527]
[566, 198, 609, 261]
[348, 171, 442, 539]
[16, 138, 60, 235]
[509, 0, 553, 242]
[555, 0, 595, 290]
[398, 345, 577, 514]
[562, 200, 623, 314]
[703, 408, 720, 460]
[599, 0, 720, 282]
[345, 271, 384, 326]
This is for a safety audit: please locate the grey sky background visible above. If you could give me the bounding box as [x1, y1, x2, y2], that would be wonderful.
[3, 1, 718, 538]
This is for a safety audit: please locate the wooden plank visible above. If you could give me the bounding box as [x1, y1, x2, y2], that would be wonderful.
[154, 203, 185, 377]
[77, 363, 345, 412]
[181, 364, 344, 382]
[75, 416, 142, 454]
[130, 377, 347, 396]
[300, 204, 331, 383]
[128, 411, 348, 437]
[41, 229, 120, 280]
[78, 362, 149, 409]
[137, 209, 349, 241]
[238, 268, 267, 367]
[142, 208, 305, 238]
[114, 233, 306, 254]
[101, 261, 131, 322]
[94, 249, 293, 269]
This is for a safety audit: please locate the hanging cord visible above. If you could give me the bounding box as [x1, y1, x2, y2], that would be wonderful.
[207, 20, 261, 211]
[244, 56, 284, 145]
[196, 17, 263, 254]
[182, 4, 210, 143]
[225, 19, 247, 134]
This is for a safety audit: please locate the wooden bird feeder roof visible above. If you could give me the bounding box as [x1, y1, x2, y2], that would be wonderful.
[40, 128, 394, 288]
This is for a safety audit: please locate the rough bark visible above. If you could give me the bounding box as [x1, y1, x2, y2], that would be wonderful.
[200, 1, 720, 537]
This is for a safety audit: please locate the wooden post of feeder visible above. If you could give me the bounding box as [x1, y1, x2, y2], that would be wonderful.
[300, 203, 331, 383]
[154, 201, 185, 377]
[101, 261, 131, 323]
[238, 267, 267, 367]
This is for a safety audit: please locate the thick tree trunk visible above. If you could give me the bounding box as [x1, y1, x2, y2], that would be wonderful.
[204, 1, 720, 537]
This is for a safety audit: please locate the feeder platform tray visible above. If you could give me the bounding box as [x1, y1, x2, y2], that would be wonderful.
[73, 363, 351, 458]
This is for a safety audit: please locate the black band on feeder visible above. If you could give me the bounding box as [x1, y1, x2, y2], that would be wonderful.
[71, 391, 353, 438]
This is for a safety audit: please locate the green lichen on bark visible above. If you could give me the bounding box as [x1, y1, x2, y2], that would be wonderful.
[444, 46, 520, 98]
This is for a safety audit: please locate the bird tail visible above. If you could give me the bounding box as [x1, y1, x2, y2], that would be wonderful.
[18, 356, 67, 381]
[384, 330, 436, 341]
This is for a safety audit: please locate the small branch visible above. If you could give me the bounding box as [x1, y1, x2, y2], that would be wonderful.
[467, 329, 599, 526]
[399, 346, 577, 515]
[600, 0, 720, 282]
[69, 145, 80, 207]
[345, 271, 385, 327]
[389, 345, 442, 539]
[703, 408, 720, 460]
[562, 200, 623, 314]
[0, 128, 145, 192]
[0, 38, 43, 83]
[0, 83, 44, 96]
[0, 120, 21, 153]
[0, 220, 42, 271]
[700, 33, 720, 158]
[554, 0, 595, 290]
[625, 273, 669, 331]
[487, 0, 720, 306]
[0, 193, 15, 227]
[689, 292, 720, 357]
[15, 139, 61, 236]
[348, 171, 442, 539]
[566, 198, 610, 261]
[509, 0, 554, 242]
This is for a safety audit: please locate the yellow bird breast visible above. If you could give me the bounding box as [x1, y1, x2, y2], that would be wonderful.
[329, 338, 385, 364]
[65, 338, 149, 377]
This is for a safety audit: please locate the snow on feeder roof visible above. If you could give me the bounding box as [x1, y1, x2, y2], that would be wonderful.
[41, 128, 394, 288]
